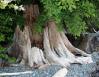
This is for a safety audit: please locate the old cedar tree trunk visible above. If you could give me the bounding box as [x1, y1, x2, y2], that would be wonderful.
[7, 4, 91, 67]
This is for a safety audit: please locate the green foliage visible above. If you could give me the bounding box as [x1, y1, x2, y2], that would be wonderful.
[38, 0, 98, 36]
[35, 14, 47, 33]
[0, 1, 24, 51]
[0, 48, 16, 63]
[0, 0, 98, 38]
[81, 1, 96, 17]
[0, 45, 6, 51]
[0, 53, 16, 63]
[8, 57, 16, 63]
[64, 13, 87, 36]
[0, 0, 24, 62]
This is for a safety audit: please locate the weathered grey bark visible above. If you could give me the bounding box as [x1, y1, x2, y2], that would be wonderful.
[43, 25, 71, 67]
[43, 21, 75, 63]
[7, 26, 46, 67]
[43, 21, 91, 65]
[60, 32, 90, 57]
[28, 47, 47, 67]
[7, 21, 92, 68]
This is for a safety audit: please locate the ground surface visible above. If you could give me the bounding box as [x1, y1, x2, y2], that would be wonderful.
[0, 52, 99, 77]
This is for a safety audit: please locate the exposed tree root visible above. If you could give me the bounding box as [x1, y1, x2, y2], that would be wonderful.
[43, 26, 71, 67]
[7, 21, 93, 68]
[43, 21, 92, 66]
[60, 32, 90, 57]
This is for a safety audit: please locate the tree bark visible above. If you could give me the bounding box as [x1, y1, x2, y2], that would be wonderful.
[8, 21, 93, 67]
[7, 4, 92, 68]
[24, 4, 43, 49]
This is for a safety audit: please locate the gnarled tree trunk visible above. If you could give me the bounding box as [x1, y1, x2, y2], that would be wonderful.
[7, 4, 92, 68]
[7, 21, 92, 67]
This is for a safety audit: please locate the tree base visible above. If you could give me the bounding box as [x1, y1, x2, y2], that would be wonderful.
[7, 21, 92, 68]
